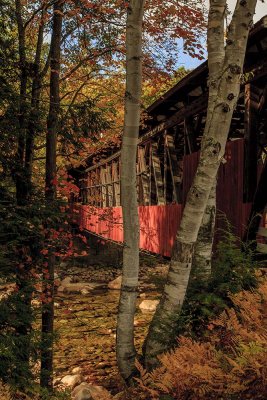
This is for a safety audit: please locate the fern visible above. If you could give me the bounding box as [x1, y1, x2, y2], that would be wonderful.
[137, 277, 267, 399]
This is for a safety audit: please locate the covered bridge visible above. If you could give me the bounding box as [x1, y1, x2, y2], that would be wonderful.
[71, 16, 267, 257]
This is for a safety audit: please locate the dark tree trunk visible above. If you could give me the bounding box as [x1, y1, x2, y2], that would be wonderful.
[40, 0, 63, 392]
[15, 0, 28, 205]
[25, 13, 46, 192]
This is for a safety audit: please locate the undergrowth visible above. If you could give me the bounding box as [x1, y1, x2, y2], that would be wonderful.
[136, 275, 267, 399]
[176, 226, 259, 339]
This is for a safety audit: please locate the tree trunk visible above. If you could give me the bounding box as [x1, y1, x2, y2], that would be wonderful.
[15, 0, 28, 205]
[25, 11, 46, 193]
[40, 0, 63, 392]
[192, 181, 216, 280]
[116, 0, 145, 383]
[144, 0, 257, 369]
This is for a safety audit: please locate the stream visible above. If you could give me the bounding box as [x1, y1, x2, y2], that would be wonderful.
[53, 274, 162, 393]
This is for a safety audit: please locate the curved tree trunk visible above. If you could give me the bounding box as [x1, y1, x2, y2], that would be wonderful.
[144, 0, 257, 368]
[116, 0, 145, 383]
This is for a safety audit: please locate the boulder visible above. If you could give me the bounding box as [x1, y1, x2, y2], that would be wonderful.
[57, 281, 102, 294]
[62, 282, 94, 294]
[108, 275, 122, 290]
[139, 299, 159, 312]
[72, 382, 112, 400]
[61, 374, 82, 389]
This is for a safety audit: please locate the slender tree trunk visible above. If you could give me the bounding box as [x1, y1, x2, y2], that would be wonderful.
[144, 0, 257, 368]
[40, 1, 63, 392]
[116, 0, 145, 383]
[15, 0, 28, 205]
[13, 3, 34, 384]
[25, 11, 46, 192]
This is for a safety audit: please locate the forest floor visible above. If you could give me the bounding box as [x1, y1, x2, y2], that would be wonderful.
[53, 255, 169, 395]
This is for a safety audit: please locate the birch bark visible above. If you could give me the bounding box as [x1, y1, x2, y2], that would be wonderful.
[192, 181, 216, 279]
[144, 0, 257, 368]
[116, 0, 145, 382]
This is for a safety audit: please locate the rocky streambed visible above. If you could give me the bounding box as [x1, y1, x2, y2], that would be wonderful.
[53, 262, 168, 397]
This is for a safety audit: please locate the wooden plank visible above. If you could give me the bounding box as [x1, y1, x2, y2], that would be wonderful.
[138, 147, 150, 205]
[151, 142, 165, 205]
[112, 161, 120, 206]
[166, 134, 183, 203]
[100, 167, 107, 207]
[106, 164, 113, 207]
[163, 132, 167, 202]
[243, 83, 259, 202]
[148, 144, 152, 205]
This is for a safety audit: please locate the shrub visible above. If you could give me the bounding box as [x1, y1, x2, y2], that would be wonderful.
[176, 226, 259, 338]
[137, 277, 267, 399]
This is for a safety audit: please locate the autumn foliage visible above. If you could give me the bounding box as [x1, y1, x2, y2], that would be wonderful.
[137, 276, 267, 400]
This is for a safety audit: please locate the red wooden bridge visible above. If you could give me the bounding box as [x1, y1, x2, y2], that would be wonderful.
[72, 16, 267, 257]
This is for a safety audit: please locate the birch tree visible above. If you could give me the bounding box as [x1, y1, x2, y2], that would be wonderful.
[116, 0, 145, 383]
[144, 0, 257, 368]
[192, 182, 216, 280]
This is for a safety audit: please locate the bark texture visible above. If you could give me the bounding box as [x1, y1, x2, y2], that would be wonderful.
[192, 181, 216, 279]
[116, 0, 145, 382]
[144, 0, 257, 368]
[40, 0, 63, 392]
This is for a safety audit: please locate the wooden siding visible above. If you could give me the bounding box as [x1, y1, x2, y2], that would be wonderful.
[79, 204, 182, 257]
[77, 139, 267, 257]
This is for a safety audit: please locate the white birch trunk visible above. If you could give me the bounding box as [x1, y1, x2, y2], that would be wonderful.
[144, 0, 257, 368]
[116, 0, 145, 382]
[192, 181, 216, 279]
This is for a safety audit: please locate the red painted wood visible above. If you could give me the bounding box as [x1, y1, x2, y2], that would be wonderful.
[79, 204, 182, 256]
[78, 139, 259, 257]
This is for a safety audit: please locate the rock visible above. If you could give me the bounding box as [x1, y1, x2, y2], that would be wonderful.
[108, 275, 122, 290]
[59, 283, 95, 294]
[57, 277, 104, 294]
[53, 377, 62, 386]
[57, 285, 65, 293]
[61, 374, 82, 389]
[139, 299, 159, 312]
[71, 382, 112, 400]
[72, 367, 82, 374]
[61, 276, 72, 285]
